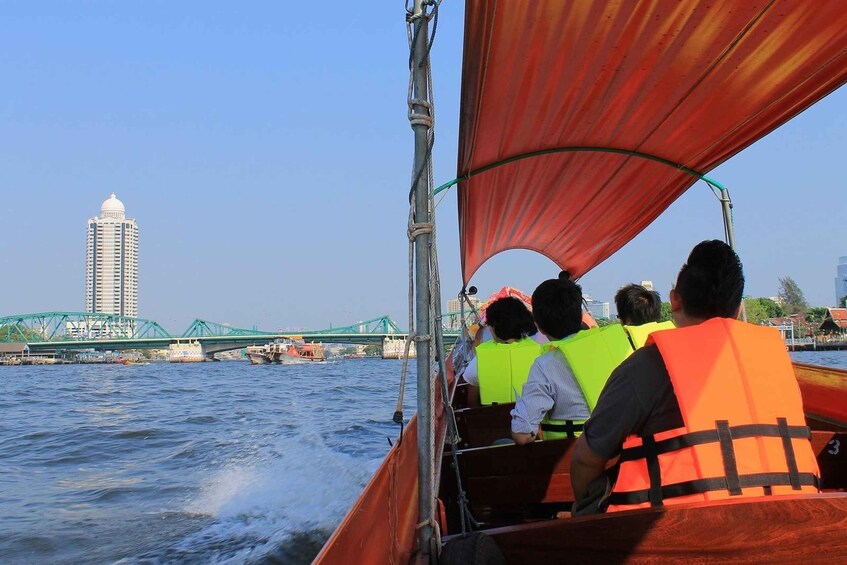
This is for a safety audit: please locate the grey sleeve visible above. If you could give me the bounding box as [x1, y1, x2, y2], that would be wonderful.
[582, 365, 648, 459]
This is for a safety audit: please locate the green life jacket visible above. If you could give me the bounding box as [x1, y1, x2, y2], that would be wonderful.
[540, 324, 634, 439]
[475, 337, 543, 405]
[623, 320, 676, 348]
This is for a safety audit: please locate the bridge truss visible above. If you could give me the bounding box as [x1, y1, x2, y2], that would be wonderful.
[181, 319, 276, 339]
[1, 311, 465, 346]
[0, 312, 172, 343]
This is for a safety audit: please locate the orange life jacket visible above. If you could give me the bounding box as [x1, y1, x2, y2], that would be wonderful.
[607, 317, 820, 511]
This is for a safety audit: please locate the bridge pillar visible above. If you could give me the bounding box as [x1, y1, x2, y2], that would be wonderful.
[167, 340, 206, 363]
[382, 338, 416, 360]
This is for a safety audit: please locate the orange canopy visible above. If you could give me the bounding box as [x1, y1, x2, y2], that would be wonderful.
[458, 0, 847, 283]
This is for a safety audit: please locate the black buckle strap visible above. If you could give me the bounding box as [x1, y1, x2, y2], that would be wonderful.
[607, 472, 820, 505]
[642, 435, 663, 507]
[777, 417, 802, 490]
[619, 422, 811, 462]
[540, 420, 584, 438]
[716, 420, 742, 495]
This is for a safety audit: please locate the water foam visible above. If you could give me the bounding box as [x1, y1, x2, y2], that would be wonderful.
[172, 435, 376, 564]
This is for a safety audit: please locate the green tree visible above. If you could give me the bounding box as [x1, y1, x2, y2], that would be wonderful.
[744, 298, 767, 325]
[805, 307, 828, 325]
[777, 276, 808, 315]
[0, 324, 40, 341]
[659, 302, 672, 322]
[744, 297, 786, 324]
[839, 295, 847, 309]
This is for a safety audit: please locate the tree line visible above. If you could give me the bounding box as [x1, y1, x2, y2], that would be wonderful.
[654, 276, 834, 328]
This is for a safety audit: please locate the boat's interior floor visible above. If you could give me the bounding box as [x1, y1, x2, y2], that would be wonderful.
[439, 382, 847, 534]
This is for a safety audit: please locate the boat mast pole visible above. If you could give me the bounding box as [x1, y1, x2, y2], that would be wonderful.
[410, 0, 435, 560]
[719, 187, 737, 251]
[718, 186, 746, 321]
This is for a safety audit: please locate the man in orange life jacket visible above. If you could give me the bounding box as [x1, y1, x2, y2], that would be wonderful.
[570, 240, 820, 514]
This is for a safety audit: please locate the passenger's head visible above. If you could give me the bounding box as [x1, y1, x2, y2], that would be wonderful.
[671, 240, 744, 326]
[615, 284, 661, 326]
[484, 296, 537, 342]
[531, 271, 584, 340]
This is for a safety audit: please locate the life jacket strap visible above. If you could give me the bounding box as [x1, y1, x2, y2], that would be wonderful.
[777, 417, 802, 490]
[642, 434, 663, 506]
[607, 472, 821, 506]
[619, 423, 811, 462]
[615, 418, 817, 507]
[540, 420, 584, 438]
[716, 420, 742, 495]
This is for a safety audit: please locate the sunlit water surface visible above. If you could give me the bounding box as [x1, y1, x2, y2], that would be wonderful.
[0, 359, 415, 564]
[2, 352, 844, 564]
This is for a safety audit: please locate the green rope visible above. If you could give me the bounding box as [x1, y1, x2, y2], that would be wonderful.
[433, 146, 727, 195]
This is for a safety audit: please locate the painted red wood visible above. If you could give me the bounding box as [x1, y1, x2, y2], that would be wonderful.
[480, 494, 847, 563]
[794, 362, 847, 428]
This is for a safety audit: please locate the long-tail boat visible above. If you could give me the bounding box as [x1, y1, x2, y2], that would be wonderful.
[315, 1, 847, 562]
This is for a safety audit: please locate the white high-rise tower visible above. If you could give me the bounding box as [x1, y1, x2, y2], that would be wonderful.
[86, 193, 139, 317]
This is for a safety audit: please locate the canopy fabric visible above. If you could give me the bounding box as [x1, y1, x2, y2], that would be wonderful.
[458, 0, 847, 283]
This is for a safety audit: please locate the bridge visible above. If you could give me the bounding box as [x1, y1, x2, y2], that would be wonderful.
[0, 311, 464, 358]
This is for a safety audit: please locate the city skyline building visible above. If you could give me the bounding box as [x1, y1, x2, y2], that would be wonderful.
[446, 296, 481, 330]
[86, 193, 139, 317]
[836, 257, 847, 307]
[583, 294, 611, 321]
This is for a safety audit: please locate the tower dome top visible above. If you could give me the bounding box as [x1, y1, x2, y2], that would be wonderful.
[100, 193, 126, 219]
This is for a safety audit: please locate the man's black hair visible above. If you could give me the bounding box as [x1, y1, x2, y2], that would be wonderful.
[615, 284, 661, 326]
[675, 240, 744, 319]
[484, 296, 537, 341]
[531, 271, 584, 340]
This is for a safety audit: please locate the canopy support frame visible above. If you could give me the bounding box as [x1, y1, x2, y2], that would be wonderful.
[435, 145, 740, 276]
[434, 145, 728, 195]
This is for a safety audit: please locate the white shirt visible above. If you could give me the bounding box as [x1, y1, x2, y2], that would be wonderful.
[510, 348, 591, 434]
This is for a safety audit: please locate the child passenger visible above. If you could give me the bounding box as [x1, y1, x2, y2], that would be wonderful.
[511, 272, 590, 445]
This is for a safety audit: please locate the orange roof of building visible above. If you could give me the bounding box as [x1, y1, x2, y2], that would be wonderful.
[825, 308, 847, 328]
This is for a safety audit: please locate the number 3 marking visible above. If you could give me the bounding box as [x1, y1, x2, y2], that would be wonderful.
[828, 439, 840, 456]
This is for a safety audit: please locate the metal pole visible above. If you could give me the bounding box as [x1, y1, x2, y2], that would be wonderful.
[410, 1, 434, 560]
[718, 187, 746, 321]
[459, 290, 467, 342]
[719, 187, 737, 252]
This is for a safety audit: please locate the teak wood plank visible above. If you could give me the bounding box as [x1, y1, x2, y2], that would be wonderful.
[480, 494, 847, 564]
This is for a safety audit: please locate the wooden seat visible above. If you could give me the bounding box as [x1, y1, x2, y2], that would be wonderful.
[453, 439, 579, 505]
[453, 402, 514, 449]
[813, 431, 847, 490]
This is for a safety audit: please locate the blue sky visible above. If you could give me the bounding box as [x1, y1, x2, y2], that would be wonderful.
[1, 2, 846, 333]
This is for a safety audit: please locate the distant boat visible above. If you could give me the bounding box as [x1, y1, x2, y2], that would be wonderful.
[246, 338, 326, 365]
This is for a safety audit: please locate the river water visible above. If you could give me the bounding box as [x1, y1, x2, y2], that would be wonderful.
[1, 352, 844, 564]
[0, 358, 416, 564]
